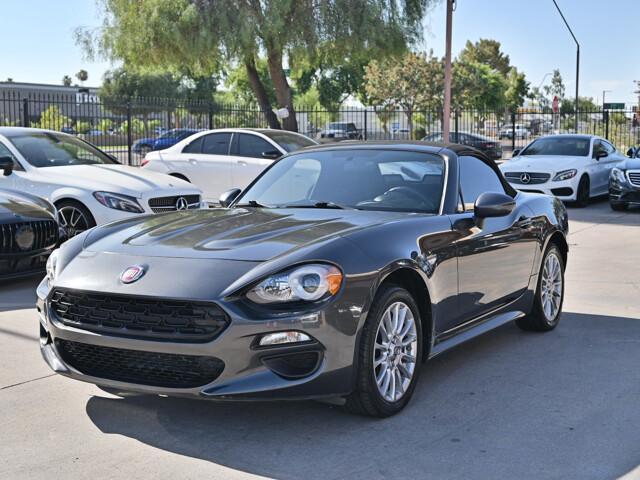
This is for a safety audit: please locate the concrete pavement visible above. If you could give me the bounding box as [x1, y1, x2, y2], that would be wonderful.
[1, 200, 640, 480]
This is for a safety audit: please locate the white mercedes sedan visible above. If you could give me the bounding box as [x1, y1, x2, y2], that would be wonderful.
[141, 128, 317, 204]
[499, 134, 625, 206]
[0, 127, 204, 236]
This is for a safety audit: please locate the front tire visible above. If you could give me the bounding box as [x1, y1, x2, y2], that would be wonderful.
[575, 175, 590, 207]
[56, 199, 96, 238]
[345, 285, 423, 417]
[517, 244, 565, 332]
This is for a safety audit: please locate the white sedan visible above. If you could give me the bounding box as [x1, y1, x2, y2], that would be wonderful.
[142, 128, 317, 204]
[500, 134, 625, 206]
[0, 127, 204, 236]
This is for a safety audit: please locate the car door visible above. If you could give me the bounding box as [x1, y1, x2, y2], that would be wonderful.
[446, 155, 538, 330]
[179, 132, 233, 203]
[590, 140, 611, 195]
[599, 140, 621, 194]
[230, 133, 277, 189]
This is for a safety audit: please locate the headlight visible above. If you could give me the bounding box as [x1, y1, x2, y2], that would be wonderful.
[93, 191, 144, 213]
[611, 167, 627, 183]
[552, 169, 577, 181]
[46, 249, 59, 282]
[247, 264, 343, 304]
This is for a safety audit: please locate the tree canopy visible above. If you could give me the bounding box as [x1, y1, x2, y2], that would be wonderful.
[78, 0, 435, 131]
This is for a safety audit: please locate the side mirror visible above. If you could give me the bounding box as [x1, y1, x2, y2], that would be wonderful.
[595, 150, 608, 160]
[626, 147, 637, 158]
[512, 148, 521, 157]
[261, 150, 282, 160]
[474, 192, 515, 218]
[219, 188, 242, 207]
[0, 156, 14, 176]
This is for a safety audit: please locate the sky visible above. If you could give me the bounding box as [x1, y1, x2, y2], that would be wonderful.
[1, 0, 639, 106]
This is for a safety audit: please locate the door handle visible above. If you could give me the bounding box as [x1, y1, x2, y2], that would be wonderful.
[188, 158, 198, 165]
[238, 160, 248, 167]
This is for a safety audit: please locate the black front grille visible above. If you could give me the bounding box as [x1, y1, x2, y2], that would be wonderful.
[0, 220, 58, 254]
[148, 195, 201, 213]
[55, 339, 224, 388]
[50, 289, 229, 342]
[504, 172, 551, 185]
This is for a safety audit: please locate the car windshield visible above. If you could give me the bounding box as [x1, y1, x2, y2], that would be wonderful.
[521, 136, 591, 157]
[237, 149, 445, 214]
[8, 132, 117, 168]
[261, 131, 317, 152]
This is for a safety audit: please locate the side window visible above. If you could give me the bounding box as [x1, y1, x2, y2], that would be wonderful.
[603, 141, 615, 155]
[592, 140, 605, 158]
[237, 133, 274, 158]
[182, 137, 203, 154]
[201, 133, 231, 155]
[0, 142, 22, 171]
[459, 155, 506, 211]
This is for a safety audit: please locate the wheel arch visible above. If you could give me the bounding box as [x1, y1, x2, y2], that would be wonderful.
[376, 267, 433, 361]
[546, 230, 569, 268]
[168, 172, 191, 183]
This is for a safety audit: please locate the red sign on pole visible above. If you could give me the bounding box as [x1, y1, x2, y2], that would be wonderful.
[552, 96, 559, 113]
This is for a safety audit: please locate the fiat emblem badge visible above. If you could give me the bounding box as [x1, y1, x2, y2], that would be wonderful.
[120, 265, 146, 284]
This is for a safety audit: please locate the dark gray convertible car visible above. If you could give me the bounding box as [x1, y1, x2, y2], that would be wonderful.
[38, 142, 569, 417]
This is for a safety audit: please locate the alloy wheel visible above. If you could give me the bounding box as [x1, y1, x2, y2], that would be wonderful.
[373, 301, 418, 402]
[58, 205, 91, 237]
[541, 252, 563, 322]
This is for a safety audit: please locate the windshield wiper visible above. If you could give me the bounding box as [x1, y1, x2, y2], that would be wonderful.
[281, 201, 352, 210]
[235, 200, 270, 208]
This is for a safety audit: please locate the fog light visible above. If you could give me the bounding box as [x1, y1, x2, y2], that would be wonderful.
[258, 331, 311, 346]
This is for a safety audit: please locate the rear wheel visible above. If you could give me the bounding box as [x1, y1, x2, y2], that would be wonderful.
[575, 175, 590, 207]
[517, 244, 564, 332]
[345, 285, 423, 417]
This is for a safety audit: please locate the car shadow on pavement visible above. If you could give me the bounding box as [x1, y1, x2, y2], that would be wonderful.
[0, 277, 40, 312]
[85, 311, 640, 480]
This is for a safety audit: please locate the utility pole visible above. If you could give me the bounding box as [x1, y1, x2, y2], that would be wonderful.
[442, 0, 454, 143]
[602, 90, 611, 107]
[552, 0, 579, 133]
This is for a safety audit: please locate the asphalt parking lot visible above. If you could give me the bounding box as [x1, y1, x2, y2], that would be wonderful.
[1, 200, 640, 480]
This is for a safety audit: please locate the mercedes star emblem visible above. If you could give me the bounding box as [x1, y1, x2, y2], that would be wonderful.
[15, 225, 35, 251]
[520, 173, 532, 184]
[175, 197, 189, 210]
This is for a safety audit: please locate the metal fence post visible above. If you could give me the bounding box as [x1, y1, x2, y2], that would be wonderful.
[126, 101, 132, 166]
[363, 109, 368, 141]
[454, 109, 459, 140]
[511, 111, 516, 152]
[604, 110, 610, 140]
[208, 102, 214, 130]
[22, 98, 29, 127]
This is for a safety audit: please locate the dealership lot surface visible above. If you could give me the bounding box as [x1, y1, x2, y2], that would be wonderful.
[1, 201, 640, 480]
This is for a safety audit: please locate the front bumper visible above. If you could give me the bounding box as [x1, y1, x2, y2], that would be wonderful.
[609, 178, 640, 205]
[37, 278, 360, 401]
[506, 178, 577, 201]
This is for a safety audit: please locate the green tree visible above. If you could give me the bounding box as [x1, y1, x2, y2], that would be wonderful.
[544, 69, 565, 100]
[458, 39, 511, 76]
[365, 51, 443, 138]
[76, 69, 89, 84]
[452, 60, 507, 111]
[62, 75, 73, 87]
[75, 120, 91, 133]
[560, 96, 599, 115]
[35, 106, 72, 131]
[78, 0, 435, 131]
[504, 68, 529, 110]
[97, 118, 114, 132]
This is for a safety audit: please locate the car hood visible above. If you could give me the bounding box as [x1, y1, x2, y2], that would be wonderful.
[83, 207, 411, 261]
[620, 158, 640, 170]
[500, 155, 584, 174]
[30, 164, 198, 198]
[0, 189, 53, 221]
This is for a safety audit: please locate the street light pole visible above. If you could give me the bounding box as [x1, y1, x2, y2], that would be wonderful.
[602, 90, 611, 107]
[442, 0, 454, 143]
[552, 0, 579, 133]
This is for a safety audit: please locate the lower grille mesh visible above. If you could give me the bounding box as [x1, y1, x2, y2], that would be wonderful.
[55, 339, 224, 388]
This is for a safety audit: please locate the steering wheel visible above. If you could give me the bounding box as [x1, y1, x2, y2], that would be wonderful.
[356, 186, 437, 211]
